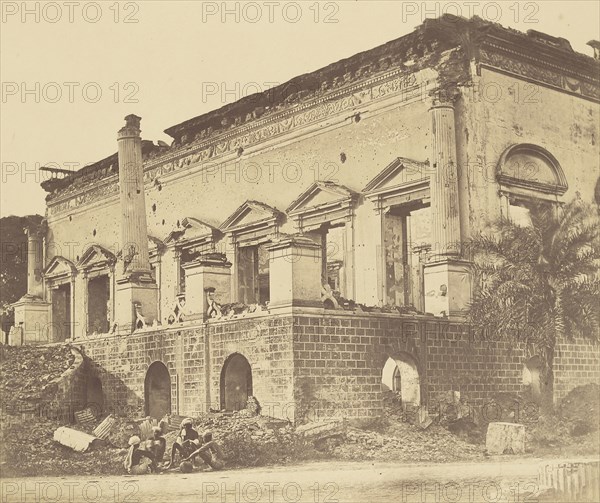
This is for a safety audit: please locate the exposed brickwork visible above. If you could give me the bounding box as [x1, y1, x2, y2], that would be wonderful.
[78, 314, 295, 420]
[554, 335, 600, 402]
[208, 315, 295, 419]
[291, 313, 529, 422]
[75, 310, 600, 423]
[80, 327, 205, 418]
[45, 347, 87, 422]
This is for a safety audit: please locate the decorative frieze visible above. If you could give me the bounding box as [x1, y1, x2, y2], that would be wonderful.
[47, 69, 428, 216]
[479, 46, 600, 101]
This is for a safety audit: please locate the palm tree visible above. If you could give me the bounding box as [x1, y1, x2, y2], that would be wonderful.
[467, 196, 600, 402]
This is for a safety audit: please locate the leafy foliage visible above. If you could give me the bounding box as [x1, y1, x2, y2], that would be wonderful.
[467, 197, 600, 367]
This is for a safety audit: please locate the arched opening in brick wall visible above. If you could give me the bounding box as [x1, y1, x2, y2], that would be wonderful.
[221, 353, 253, 412]
[144, 361, 172, 419]
[523, 356, 544, 403]
[381, 353, 421, 405]
[86, 376, 104, 417]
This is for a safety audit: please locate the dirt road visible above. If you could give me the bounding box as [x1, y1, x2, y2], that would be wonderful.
[0, 457, 580, 503]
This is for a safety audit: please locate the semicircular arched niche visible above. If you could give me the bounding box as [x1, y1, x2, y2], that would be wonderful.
[497, 144, 568, 196]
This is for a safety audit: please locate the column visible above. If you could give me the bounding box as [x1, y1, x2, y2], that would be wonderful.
[429, 102, 461, 256]
[25, 225, 45, 298]
[423, 98, 471, 318]
[114, 115, 158, 333]
[10, 222, 51, 345]
[117, 114, 151, 276]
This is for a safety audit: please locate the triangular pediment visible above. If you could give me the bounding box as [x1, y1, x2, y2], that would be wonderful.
[287, 181, 357, 215]
[148, 235, 164, 251]
[220, 200, 283, 232]
[164, 217, 219, 244]
[44, 256, 76, 279]
[364, 157, 429, 193]
[77, 245, 116, 270]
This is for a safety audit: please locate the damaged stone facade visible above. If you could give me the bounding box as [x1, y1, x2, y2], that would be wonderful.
[11, 16, 600, 420]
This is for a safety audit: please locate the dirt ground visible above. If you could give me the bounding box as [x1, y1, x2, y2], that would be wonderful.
[2, 456, 590, 503]
[1, 344, 598, 479]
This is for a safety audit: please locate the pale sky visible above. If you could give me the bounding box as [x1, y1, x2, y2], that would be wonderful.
[1, 0, 599, 217]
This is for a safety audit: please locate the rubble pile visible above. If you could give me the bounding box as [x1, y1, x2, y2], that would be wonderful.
[557, 383, 599, 436]
[0, 343, 75, 413]
[331, 418, 483, 462]
[0, 344, 127, 477]
[0, 414, 125, 477]
[76, 414, 139, 447]
[527, 384, 600, 454]
[164, 411, 321, 467]
[2, 344, 598, 477]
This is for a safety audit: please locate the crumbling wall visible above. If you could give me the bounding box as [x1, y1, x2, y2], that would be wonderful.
[45, 346, 87, 422]
[80, 327, 205, 418]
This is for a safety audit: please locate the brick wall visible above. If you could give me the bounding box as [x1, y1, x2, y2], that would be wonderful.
[79, 313, 295, 420]
[76, 310, 600, 423]
[80, 327, 205, 418]
[553, 335, 600, 402]
[207, 314, 295, 419]
[291, 313, 529, 423]
[43, 346, 87, 422]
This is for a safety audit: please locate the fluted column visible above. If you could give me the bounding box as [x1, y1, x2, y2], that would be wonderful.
[114, 114, 158, 334]
[429, 102, 461, 256]
[117, 114, 151, 276]
[423, 97, 471, 318]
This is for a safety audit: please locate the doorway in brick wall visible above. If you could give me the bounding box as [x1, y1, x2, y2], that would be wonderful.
[381, 353, 421, 406]
[145, 361, 172, 419]
[220, 353, 253, 411]
[86, 376, 104, 417]
[523, 355, 544, 404]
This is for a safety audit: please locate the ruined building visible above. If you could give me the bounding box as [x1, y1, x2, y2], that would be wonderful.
[9, 16, 600, 422]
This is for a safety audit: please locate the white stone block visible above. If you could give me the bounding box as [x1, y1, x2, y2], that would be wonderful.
[485, 422, 525, 454]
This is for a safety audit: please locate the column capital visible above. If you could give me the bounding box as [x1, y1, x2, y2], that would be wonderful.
[118, 114, 141, 140]
[24, 220, 47, 240]
[428, 87, 461, 110]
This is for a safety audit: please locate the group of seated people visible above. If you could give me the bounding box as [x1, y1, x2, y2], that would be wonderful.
[124, 418, 225, 475]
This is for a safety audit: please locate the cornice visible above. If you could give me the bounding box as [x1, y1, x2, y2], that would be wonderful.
[478, 38, 600, 102]
[47, 67, 431, 215]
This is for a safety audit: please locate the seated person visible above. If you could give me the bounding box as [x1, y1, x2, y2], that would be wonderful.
[164, 418, 200, 469]
[142, 426, 167, 466]
[183, 430, 225, 470]
[124, 436, 156, 475]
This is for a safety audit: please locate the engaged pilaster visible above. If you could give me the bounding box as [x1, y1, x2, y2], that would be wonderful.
[268, 235, 322, 309]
